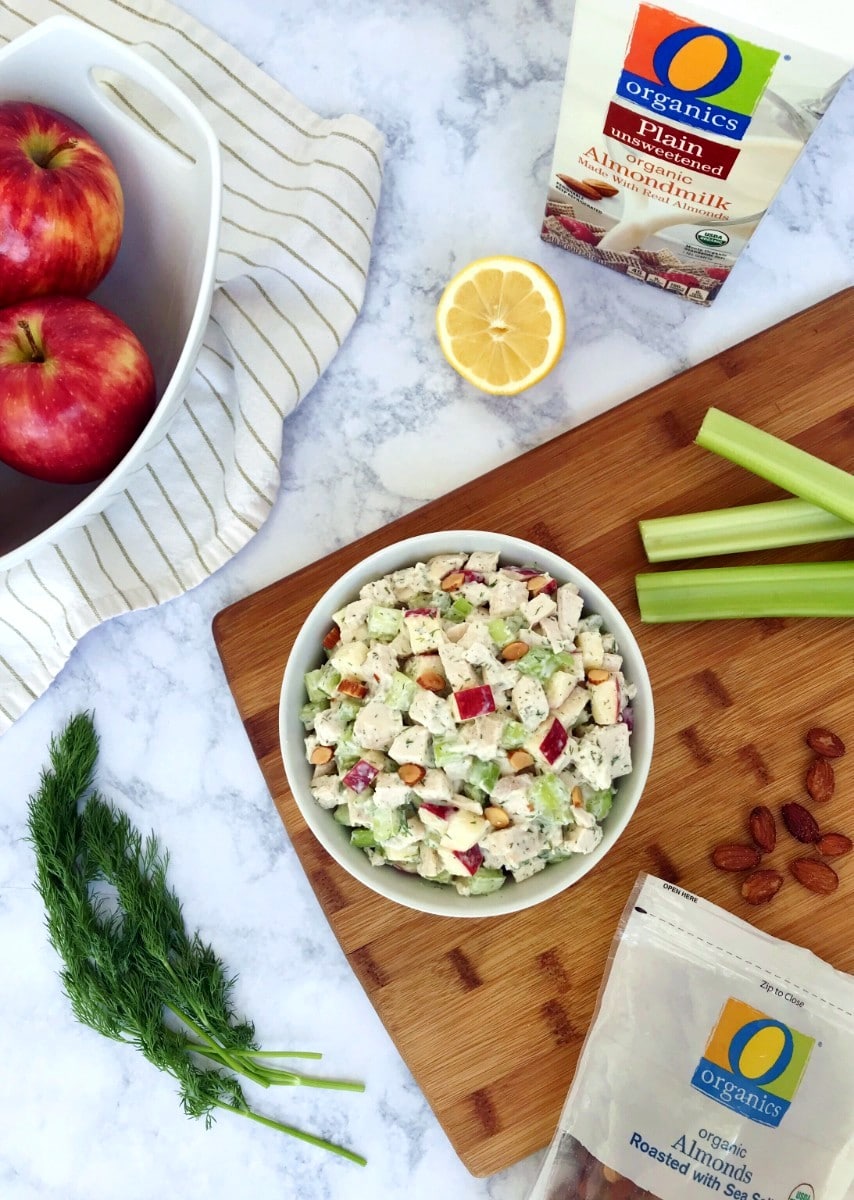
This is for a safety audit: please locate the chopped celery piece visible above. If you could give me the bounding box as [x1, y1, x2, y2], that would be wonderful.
[499, 721, 528, 749]
[529, 774, 570, 822]
[334, 726, 363, 772]
[333, 804, 352, 826]
[316, 661, 343, 697]
[454, 868, 506, 896]
[432, 736, 469, 767]
[299, 700, 328, 729]
[487, 615, 522, 647]
[516, 645, 562, 682]
[350, 828, 377, 848]
[447, 596, 474, 623]
[304, 668, 327, 704]
[585, 788, 614, 820]
[461, 782, 486, 804]
[367, 604, 403, 640]
[467, 759, 501, 794]
[336, 696, 363, 722]
[696, 408, 854, 526]
[640, 497, 854, 562]
[383, 671, 417, 712]
[371, 807, 408, 843]
[636, 562, 854, 622]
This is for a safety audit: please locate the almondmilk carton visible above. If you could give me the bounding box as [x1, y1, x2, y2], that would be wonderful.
[542, 0, 853, 303]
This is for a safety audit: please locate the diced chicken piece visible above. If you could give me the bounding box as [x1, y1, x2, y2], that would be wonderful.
[455, 617, 493, 651]
[481, 825, 547, 871]
[311, 760, 336, 780]
[465, 551, 500, 574]
[437, 638, 478, 690]
[563, 823, 603, 854]
[333, 598, 372, 643]
[313, 707, 350, 746]
[595, 722, 632, 778]
[459, 581, 492, 607]
[491, 774, 534, 817]
[451, 791, 489, 814]
[426, 553, 468, 585]
[523, 593, 557, 627]
[387, 724, 432, 766]
[545, 669, 575, 711]
[404, 610, 443, 654]
[440, 808, 490, 852]
[386, 625, 412, 657]
[518, 628, 547, 648]
[384, 816, 426, 860]
[329, 639, 369, 678]
[568, 731, 612, 790]
[489, 575, 529, 618]
[364, 641, 398, 685]
[538, 615, 567, 653]
[460, 713, 504, 760]
[554, 685, 591, 730]
[411, 768, 454, 804]
[512, 857, 548, 883]
[464, 642, 519, 690]
[372, 772, 411, 809]
[408, 689, 457, 735]
[389, 563, 432, 601]
[512, 675, 550, 731]
[310, 774, 344, 810]
[577, 630, 605, 669]
[571, 803, 598, 829]
[353, 701, 403, 751]
[590, 676, 619, 725]
[556, 583, 584, 635]
[602, 651, 623, 673]
[418, 843, 445, 878]
[359, 576, 397, 605]
[618, 672, 638, 703]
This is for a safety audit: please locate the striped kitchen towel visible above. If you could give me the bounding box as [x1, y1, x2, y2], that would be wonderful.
[0, 0, 384, 732]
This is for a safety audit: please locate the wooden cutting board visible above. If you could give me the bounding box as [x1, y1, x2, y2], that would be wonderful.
[212, 288, 854, 1178]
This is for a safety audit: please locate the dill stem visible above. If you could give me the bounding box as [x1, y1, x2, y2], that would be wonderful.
[243, 1050, 323, 1060]
[170, 1005, 269, 1088]
[216, 1101, 367, 1166]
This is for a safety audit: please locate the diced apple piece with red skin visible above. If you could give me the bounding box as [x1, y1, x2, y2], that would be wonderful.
[341, 759, 380, 793]
[421, 802, 454, 820]
[453, 845, 484, 876]
[590, 676, 620, 725]
[538, 717, 568, 765]
[441, 808, 491, 852]
[452, 683, 496, 721]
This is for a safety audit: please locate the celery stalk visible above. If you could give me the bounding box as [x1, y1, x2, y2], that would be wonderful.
[696, 409, 854, 525]
[636, 562, 854, 622]
[639, 498, 854, 562]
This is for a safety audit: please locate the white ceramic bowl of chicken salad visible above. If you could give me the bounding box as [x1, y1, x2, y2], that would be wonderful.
[279, 530, 654, 918]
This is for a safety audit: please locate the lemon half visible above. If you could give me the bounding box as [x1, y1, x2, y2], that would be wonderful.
[436, 255, 566, 396]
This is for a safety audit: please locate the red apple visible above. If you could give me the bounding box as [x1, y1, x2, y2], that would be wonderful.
[0, 100, 124, 307]
[0, 295, 156, 484]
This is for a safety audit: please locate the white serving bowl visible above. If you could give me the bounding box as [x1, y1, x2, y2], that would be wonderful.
[279, 530, 655, 918]
[0, 16, 221, 571]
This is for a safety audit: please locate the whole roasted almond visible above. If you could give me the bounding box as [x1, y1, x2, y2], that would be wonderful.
[556, 173, 602, 202]
[440, 571, 465, 592]
[397, 762, 426, 786]
[507, 748, 535, 772]
[741, 869, 784, 906]
[781, 801, 820, 844]
[416, 670, 445, 692]
[790, 857, 839, 895]
[711, 843, 761, 872]
[501, 640, 530, 661]
[806, 726, 846, 758]
[309, 744, 334, 766]
[817, 832, 853, 858]
[805, 757, 835, 803]
[748, 805, 776, 854]
[584, 178, 619, 198]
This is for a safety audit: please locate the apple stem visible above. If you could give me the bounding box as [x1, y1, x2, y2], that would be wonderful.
[40, 137, 78, 168]
[18, 320, 44, 363]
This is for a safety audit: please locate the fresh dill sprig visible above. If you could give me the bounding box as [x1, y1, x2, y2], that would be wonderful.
[27, 713, 366, 1164]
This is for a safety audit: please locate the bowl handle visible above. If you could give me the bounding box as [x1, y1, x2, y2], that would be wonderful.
[0, 14, 221, 172]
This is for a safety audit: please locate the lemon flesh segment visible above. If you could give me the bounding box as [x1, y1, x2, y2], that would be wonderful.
[436, 257, 565, 396]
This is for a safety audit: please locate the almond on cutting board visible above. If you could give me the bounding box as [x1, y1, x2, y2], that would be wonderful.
[748, 805, 777, 854]
[806, 726, 846, 758]
[711, 844, 761, 871]
[782, 801, 820, 844]
[806, 757, 835, 802]
[741, 869, 784, 906]
[817, 832, 853, 858]
[790, 857, 839, 895]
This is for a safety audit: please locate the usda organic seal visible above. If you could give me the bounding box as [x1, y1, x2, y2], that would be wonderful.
[696, 228, 730, 247]
[788, 1185, 816, 1200]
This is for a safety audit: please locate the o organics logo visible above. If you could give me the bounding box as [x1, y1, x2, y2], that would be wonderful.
[617, 3, 780, 139]
[691, 998, 814, 1127]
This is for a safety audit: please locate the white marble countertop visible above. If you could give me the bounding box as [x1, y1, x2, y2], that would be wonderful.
[2, 2, 852, 1198]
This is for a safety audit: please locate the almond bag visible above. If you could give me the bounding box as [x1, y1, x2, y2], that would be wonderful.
[528, 874, 854, 1200]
